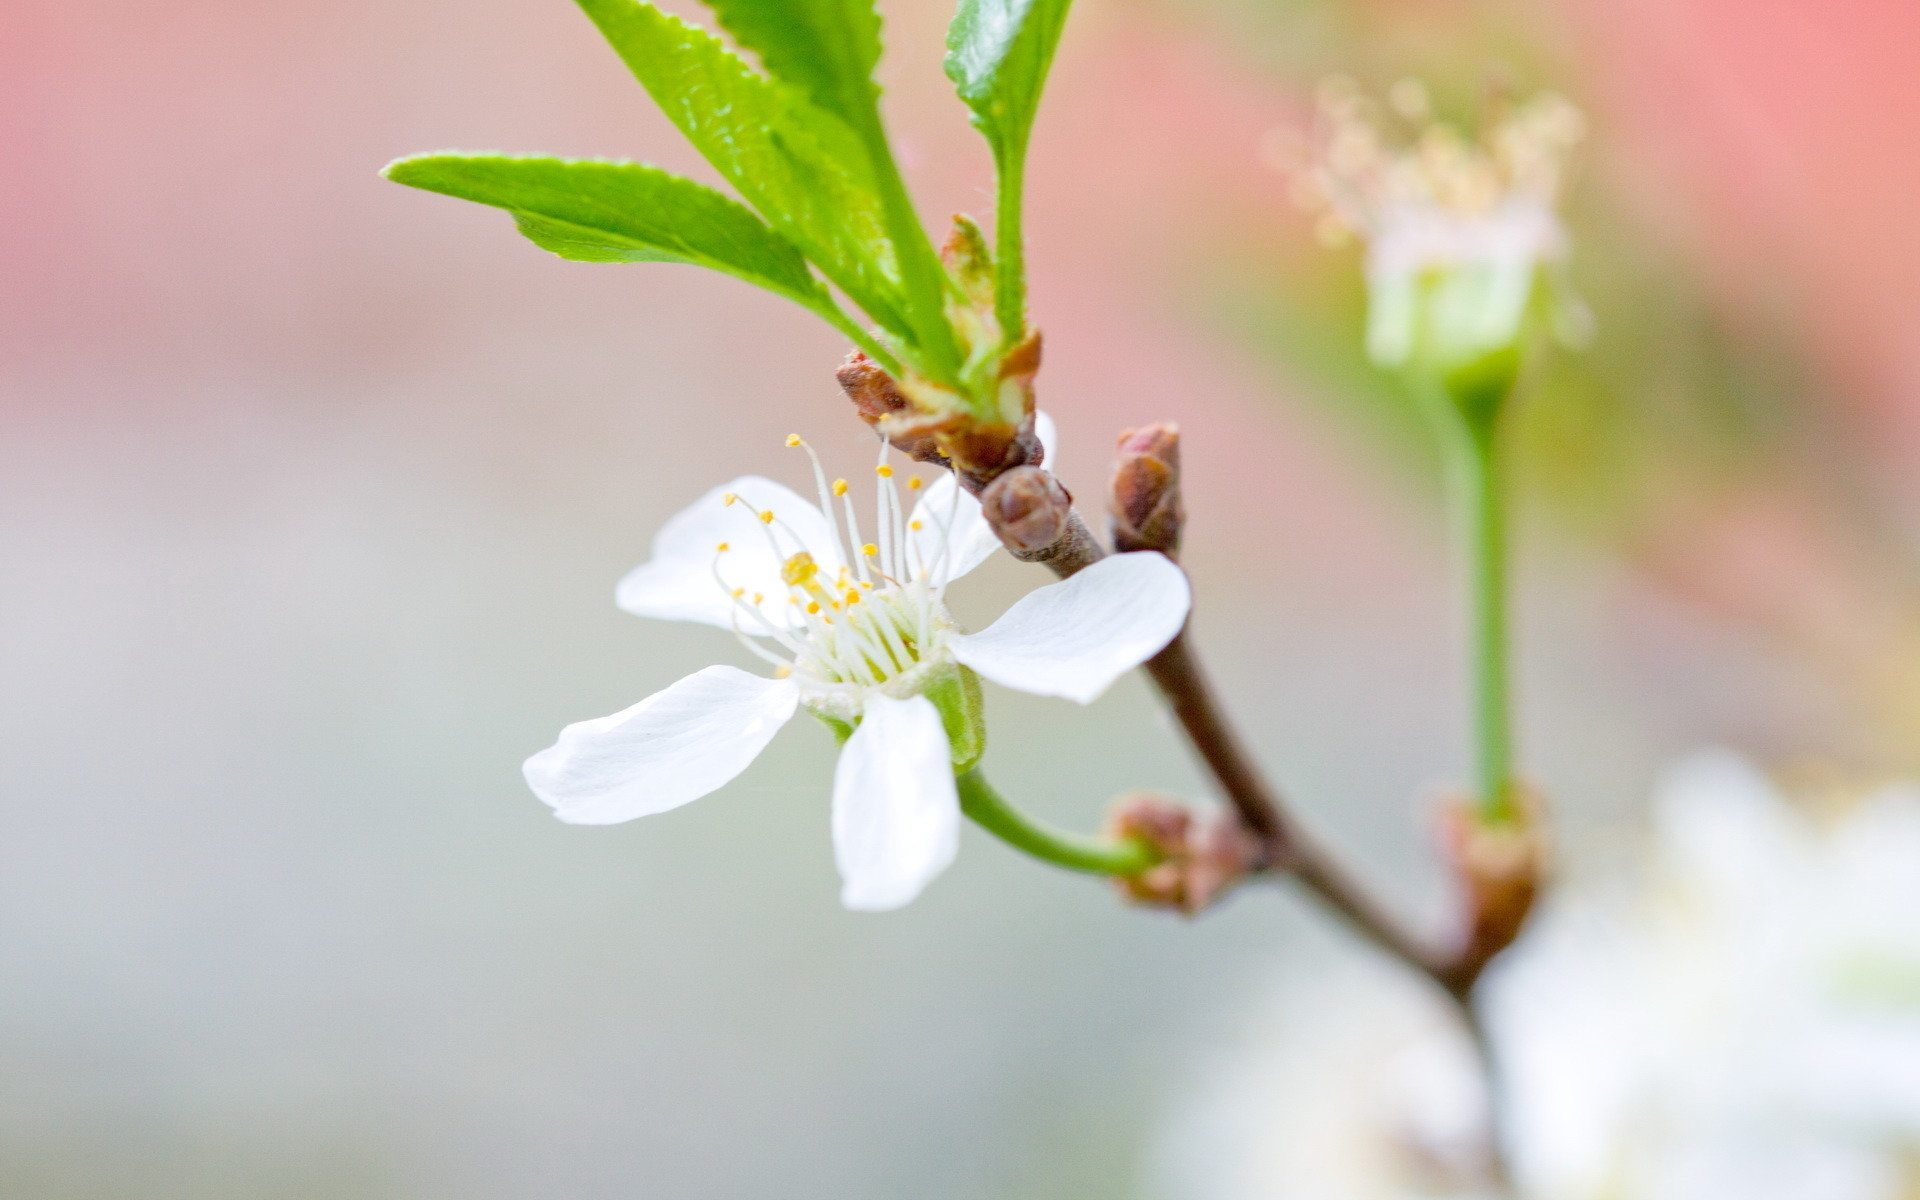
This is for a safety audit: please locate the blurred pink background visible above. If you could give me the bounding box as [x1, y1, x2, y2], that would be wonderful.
[4, 0, 1918, 1195]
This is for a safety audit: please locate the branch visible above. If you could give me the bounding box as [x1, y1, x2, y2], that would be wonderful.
[974, 462, 1534, 1003]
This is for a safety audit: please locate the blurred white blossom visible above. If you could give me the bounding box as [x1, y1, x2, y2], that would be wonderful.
[1295, 81, 1589, 378]
[1157, 750, 1920, 1200]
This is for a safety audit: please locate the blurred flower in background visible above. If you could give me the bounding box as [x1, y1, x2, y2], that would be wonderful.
[1158, 749, 1920, 1200]
[1290, 80, 1587, 376]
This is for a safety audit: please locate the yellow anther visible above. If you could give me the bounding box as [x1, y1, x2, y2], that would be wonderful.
[860, 580, 874, 589]
[758, 510, 775, 524]
[832, 478, 849, 497]
[731, 587, 745, 599]
[875, 464, 894, 478]
[722, 492, 739, 507]
[907, 477, 924, 491]
[844, 590, 861, 606]
[714, 541, 729, 553]
[780, 552, 819, 587]
[751, 593, 764, 605]
[806, 600, 822, 615]
[774, 665, 792, 679]
[909, 519, 923, 531]
[862, 542, 879, 557]
[785, 433, 803, 448]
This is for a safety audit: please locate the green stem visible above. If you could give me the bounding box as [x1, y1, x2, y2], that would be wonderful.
[852, 118, 963, 384]
[1454, 416, 1515, 824]
[955, 767, 1156, 876]
[992, 146, 1026, 340]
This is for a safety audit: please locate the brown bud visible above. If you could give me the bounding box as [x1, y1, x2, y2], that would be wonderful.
[1109, 794, 1192, 909]
[834, 351, 951, 467]
[943, 331, 1045, 488]
[1436, 784, 1549, 975]
[1109, 422, 1183, 557]
[979, 466, 1071, 555]
[1107, 794, 1262, 914]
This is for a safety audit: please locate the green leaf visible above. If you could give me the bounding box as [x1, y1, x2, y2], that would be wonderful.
[574, 0, 914, 341]
[691, 0, 969, 383]
[945, 0, 1071, 161]
[383, 153, 835, 308]
[945, 0, 1073, 337]
[698, 0, 883, 136]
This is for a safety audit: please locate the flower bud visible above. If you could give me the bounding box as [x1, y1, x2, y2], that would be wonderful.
[835, 343, 1045, 487]
[1108, 793, 1262, 914]
[980, 466, 1072, 556]
[1109, 422, 1184, 557]
[1436, 783, 1547, 971]
[835, 350, 952, 467]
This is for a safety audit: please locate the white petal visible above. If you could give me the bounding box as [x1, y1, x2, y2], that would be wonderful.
[615, 476, 840, 631]
[906, 410, 1060, 588]
[1034, 410, 1059, 466]
[950, 551, 1189, 703]
[830, 693, 960, 912]
[524, 665, 798, 825]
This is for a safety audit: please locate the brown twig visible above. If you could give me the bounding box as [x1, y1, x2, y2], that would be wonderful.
[1012, 508, 1512, 994]
[1046, 502, 1528, 1190]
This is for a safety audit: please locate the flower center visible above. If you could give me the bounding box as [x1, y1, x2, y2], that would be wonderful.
[711, 435, 962, 708]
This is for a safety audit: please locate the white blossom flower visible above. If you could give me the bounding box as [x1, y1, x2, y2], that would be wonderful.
[1154, 749, 1920, 1200]
[523, 417, 1192, 911]
[1297, 81, 1588, 373]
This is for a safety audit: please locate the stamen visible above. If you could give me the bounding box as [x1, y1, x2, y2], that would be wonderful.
[862, 543, 878, 558]
[732, 626, 794, 671]
[840, 488, 872, 585]
[789, 434, 851, 574]
[907, 477, 924, 491]
[758, 510, 775, 524]
[874, 445, 903, 580]
[712, 558, 806, 657]
[715, 541, 729, 552]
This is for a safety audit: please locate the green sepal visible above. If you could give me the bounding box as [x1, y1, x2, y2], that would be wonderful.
[808, 666, 986, 772]
[814, 711, 857, 746]
[922, 664, 987, 772]
[1440, 341, 1522, 433]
